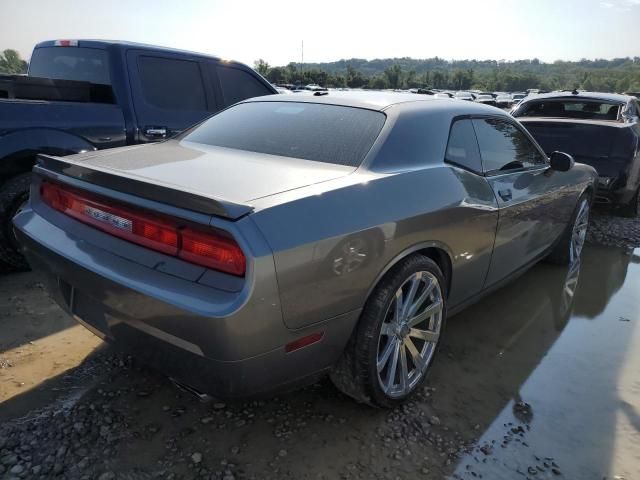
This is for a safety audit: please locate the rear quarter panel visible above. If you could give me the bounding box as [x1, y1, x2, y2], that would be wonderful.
[251, 166, 499, 329]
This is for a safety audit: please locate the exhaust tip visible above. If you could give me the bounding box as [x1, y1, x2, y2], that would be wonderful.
[169, 377, 212, 403]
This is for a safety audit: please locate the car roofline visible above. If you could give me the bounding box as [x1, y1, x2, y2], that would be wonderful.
[520, 91, 631, 105]
[32, 39, 254, 70]
[517, 117, 631, 128]
[238, 91, 514, 114]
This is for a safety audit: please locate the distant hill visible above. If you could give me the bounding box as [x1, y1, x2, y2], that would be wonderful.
[257, 56, 640, 92]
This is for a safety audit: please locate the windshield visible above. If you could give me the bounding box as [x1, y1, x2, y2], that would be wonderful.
[183, 102, 386, 167]
[29, 47, 111, 85]
[515, 99, 621, 120]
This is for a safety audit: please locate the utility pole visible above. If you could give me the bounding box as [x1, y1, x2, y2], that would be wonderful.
[301, 40, 304, 85]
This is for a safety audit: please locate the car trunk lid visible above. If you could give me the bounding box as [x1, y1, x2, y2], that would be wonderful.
[36, 140, 356, 220]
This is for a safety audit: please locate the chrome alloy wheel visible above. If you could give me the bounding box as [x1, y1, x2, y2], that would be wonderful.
[376, 271, 443, 398]
[570, 199, 590, 263]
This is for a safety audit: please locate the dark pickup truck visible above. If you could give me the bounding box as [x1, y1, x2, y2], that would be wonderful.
[0, 39, 277, 268]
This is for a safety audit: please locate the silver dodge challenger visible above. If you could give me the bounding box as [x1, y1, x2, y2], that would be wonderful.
[13, 92, 596, 407]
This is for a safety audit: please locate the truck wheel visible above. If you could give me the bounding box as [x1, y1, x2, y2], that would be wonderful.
[0, 173, 31, 270]
[330, 255, 446, 408]
[618, 187, 639, 218]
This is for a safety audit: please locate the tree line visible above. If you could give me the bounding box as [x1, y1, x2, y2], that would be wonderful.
[2, 47, 638, 93]
[254, 56, 640, 93]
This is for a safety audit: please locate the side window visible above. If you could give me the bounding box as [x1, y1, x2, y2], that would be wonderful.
[216, 66, 273, 107]
[137, 56, 207, 111]
[445, 119, 482, 173]
[472, 118, 546, 174]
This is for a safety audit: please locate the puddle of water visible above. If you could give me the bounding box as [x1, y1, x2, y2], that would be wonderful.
[439, 245, 640, 479]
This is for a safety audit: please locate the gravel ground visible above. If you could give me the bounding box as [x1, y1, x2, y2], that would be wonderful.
[0, 353, 484, 480]
[587, 208, 640, 249]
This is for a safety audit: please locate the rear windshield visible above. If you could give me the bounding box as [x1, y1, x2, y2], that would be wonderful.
[516, 99, 621, 121]
[29, 47, 111, 85]
[183, 102, 386, 166]
[523, 122, 616, 159]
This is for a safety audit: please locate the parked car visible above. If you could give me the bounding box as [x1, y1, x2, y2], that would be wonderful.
[512, 91, 640, 216]
[511, 92, 527, 106]
[274, 86, 293, 94]
[14, 92, 596, 407]
[495, 93, 513, 108]
[408, 89, 452, 99]
[0, 39, 277, 268]
[475, 94, 497, 107]
[454, 91, 475, 101]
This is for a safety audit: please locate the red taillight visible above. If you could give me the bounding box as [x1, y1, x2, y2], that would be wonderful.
[40, 181, 245, 276]
[180, 227, 245, 276]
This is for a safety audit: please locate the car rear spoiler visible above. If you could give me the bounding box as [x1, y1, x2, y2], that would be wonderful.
[34, 154, 254, 220]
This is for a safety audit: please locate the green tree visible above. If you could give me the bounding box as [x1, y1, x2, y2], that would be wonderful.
[266, 66, 286, 84]
[404, 69, 417, 88]
[253, 59, 270, 77]
[383, 64, 403, 89]
[346, 63, 366, 88]
[0, 49, 28, 74]
[369, 75, 389, 89]
[285, 62, 299, 85]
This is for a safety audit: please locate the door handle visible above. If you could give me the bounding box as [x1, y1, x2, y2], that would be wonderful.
[143, 127, 168, 139]
[498, 189, 512, 201]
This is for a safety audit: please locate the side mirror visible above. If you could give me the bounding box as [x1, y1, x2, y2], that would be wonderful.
[549, 151, 574, 172]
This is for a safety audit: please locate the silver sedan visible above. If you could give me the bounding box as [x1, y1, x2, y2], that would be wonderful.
[14, 92, 596, 406]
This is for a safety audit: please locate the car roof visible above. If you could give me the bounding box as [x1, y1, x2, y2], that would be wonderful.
[522, 91, 633, 104]
[241, 90, 511, 116]
[518, 117, 630, 128]
[35, 39, 225, 62]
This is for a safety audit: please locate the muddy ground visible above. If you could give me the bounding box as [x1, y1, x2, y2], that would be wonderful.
[0, 212, 639, 480]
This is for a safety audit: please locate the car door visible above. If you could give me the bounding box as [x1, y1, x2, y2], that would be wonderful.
[473, 116, 572, 286]
[126, 50, 217, 142]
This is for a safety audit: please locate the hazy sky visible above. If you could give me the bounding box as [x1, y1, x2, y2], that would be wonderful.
[1, 0, 639, 66]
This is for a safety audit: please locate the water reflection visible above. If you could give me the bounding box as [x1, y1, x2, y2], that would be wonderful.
[438, 245, 638, 479]
[573, 246, 632, 318]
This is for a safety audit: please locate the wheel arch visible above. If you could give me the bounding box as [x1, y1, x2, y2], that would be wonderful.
[583, 184, 595, 204]
[0, 128, 97, 180]
[364, 241, 454, 303]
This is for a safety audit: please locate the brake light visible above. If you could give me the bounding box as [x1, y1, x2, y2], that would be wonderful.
[54, 40, 79, 47]
[40, 181, 245, 276]
[180, 227, 245, 276]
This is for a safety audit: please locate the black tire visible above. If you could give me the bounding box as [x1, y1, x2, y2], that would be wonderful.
[617, 187, 639, 218]
[547, 193, 590, 266]
[330, 254, 447, 408]
[0, 173, 32, 270]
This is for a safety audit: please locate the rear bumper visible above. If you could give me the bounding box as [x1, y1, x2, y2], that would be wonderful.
[13, 207, 359, 398]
